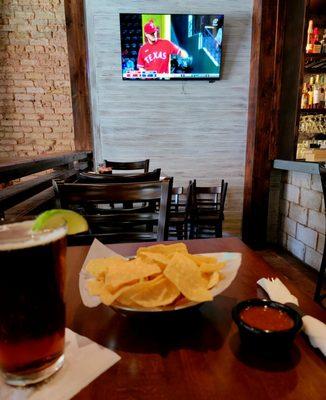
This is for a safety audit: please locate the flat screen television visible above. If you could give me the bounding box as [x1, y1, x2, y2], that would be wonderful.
[120, 13, 224, 81]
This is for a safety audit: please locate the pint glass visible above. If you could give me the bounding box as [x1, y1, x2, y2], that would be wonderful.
[0, 220, 67, 386]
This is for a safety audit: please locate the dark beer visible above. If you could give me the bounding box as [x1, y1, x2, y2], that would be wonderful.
[0, 221, 67, 386]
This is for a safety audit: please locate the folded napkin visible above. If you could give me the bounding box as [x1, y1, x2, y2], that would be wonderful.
[257, 277, 326, 356]
[0, 328, 121, 400]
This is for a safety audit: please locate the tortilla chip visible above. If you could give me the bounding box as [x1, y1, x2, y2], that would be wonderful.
[205, 271, 220, 289]
[105, 258, 161, 290]
[100, 282, 140, 306]
[163, 253, 213, 302]
[189, 254, 219, 266]
[136, 243, 188, 257]
[137, 251, 171, 270]
[86, 256, 125, 278]
[87, 279, 105, 296]
[129, 276, 180, 307]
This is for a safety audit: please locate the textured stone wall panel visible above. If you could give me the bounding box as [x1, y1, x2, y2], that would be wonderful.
[278, 171, 325, 272]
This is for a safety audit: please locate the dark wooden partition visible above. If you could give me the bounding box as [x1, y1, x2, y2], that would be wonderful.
[242, 0, 306, 248]
[0, 151, 92, 219]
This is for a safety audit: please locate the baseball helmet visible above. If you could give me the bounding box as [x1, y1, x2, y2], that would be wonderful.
[144, 20, 158, 34]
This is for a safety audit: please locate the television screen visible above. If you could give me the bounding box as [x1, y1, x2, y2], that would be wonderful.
[120, 14, 224, 81]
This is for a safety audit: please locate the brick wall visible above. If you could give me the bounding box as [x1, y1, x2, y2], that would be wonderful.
[279, 171, 325, 271]
[0, 0, 74, 159]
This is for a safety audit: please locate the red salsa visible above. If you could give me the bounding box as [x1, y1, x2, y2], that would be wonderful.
[240, 305, 295, 331]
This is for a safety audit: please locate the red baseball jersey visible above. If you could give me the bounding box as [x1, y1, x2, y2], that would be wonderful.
[137, 39, 181, 73]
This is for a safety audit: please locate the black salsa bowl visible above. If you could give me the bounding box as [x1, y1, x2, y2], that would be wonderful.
[232, 298, 303, 352]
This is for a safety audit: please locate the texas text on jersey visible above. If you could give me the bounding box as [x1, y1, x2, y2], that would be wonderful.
[137, 39, 181, 74]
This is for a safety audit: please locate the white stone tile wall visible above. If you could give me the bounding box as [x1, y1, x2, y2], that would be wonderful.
[317, 234, 325, 253]
[279, 171, 325, 272]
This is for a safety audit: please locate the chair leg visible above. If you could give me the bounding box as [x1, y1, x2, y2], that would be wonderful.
[189, 222, 195, 239]
[215, 222, 223, 238]
[176, 224, 183, 240]
[184, 222, 188, 240]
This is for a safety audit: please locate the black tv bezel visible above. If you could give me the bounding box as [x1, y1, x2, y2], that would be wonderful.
[119, 13, 224, 82]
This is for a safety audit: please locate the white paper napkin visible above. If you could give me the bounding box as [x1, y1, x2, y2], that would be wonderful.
[257, 277, 326, 356]
[257, 277, 299, 306]
[0, 328, 121, 400]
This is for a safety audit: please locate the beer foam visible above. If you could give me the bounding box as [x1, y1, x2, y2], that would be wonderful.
[0, 220, 66, 251]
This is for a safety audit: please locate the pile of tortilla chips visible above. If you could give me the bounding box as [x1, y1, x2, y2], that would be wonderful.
[86, 243, 226, 309]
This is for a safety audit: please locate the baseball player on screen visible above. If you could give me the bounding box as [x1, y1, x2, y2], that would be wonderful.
[137, 20, 189, 74]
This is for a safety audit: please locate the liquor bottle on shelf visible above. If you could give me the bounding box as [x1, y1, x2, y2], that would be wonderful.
[320, 75, 325, 108]
[306, 20, 314, 53]
[313, 28, 322, 54]
[313, 75, 320, 108]
[301, 83, 309, 109]
[308, 76, 314, 109]
[321, 29, 326, 54]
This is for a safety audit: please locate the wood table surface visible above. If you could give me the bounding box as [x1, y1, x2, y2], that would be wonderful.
[66, 238, 326, 400]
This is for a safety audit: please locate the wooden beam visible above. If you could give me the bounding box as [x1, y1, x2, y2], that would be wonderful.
[0, 169, 77, 211]
[242, 0, 307, 248]
[0, 151, 91, 182]
[242, 0, 285, 248]
[64, 0, 93, 151]
[5, 188, 55, 219]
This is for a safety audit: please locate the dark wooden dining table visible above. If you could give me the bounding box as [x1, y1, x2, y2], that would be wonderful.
[66, 238, 326, 400]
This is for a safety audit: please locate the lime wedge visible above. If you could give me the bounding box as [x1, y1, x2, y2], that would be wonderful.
[33, 209, 88, 235]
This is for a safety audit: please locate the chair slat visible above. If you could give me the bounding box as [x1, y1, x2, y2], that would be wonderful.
[77, 169, 160, 183]
[104, 159, 150, 172]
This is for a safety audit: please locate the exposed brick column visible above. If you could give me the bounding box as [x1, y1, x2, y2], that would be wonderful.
[0, 0, 74, 158]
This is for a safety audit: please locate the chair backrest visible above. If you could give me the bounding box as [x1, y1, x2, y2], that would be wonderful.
[53, 178, 172, 243]
[193, 179, 228, 212]
[171, 183, 195, 215]
[171, 186, 184, 213]
[77, 169, 160, 183]
[104, 159, 150, 172]
[172, 187, 184, 196]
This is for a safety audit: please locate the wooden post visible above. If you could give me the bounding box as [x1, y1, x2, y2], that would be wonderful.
[64, 0, 93, 151]
[242, 0, 306, 248]
[242, 0, 285, 248]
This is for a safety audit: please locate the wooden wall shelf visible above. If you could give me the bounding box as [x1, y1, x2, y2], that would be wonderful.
[304, 68, 326, 73]
[300, 108, 326, 114]
[304, 53, 326, 59]
[304, 54, 326, 72]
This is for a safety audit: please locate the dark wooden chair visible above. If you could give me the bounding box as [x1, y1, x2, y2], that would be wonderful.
[77, 169, 161, 183]
[191, 179, 228, 238]
[168, 182, 194, 240]
[53, 179, 172, 245]
[104, 159, 150, 173]
[75, 169, 161, 212]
